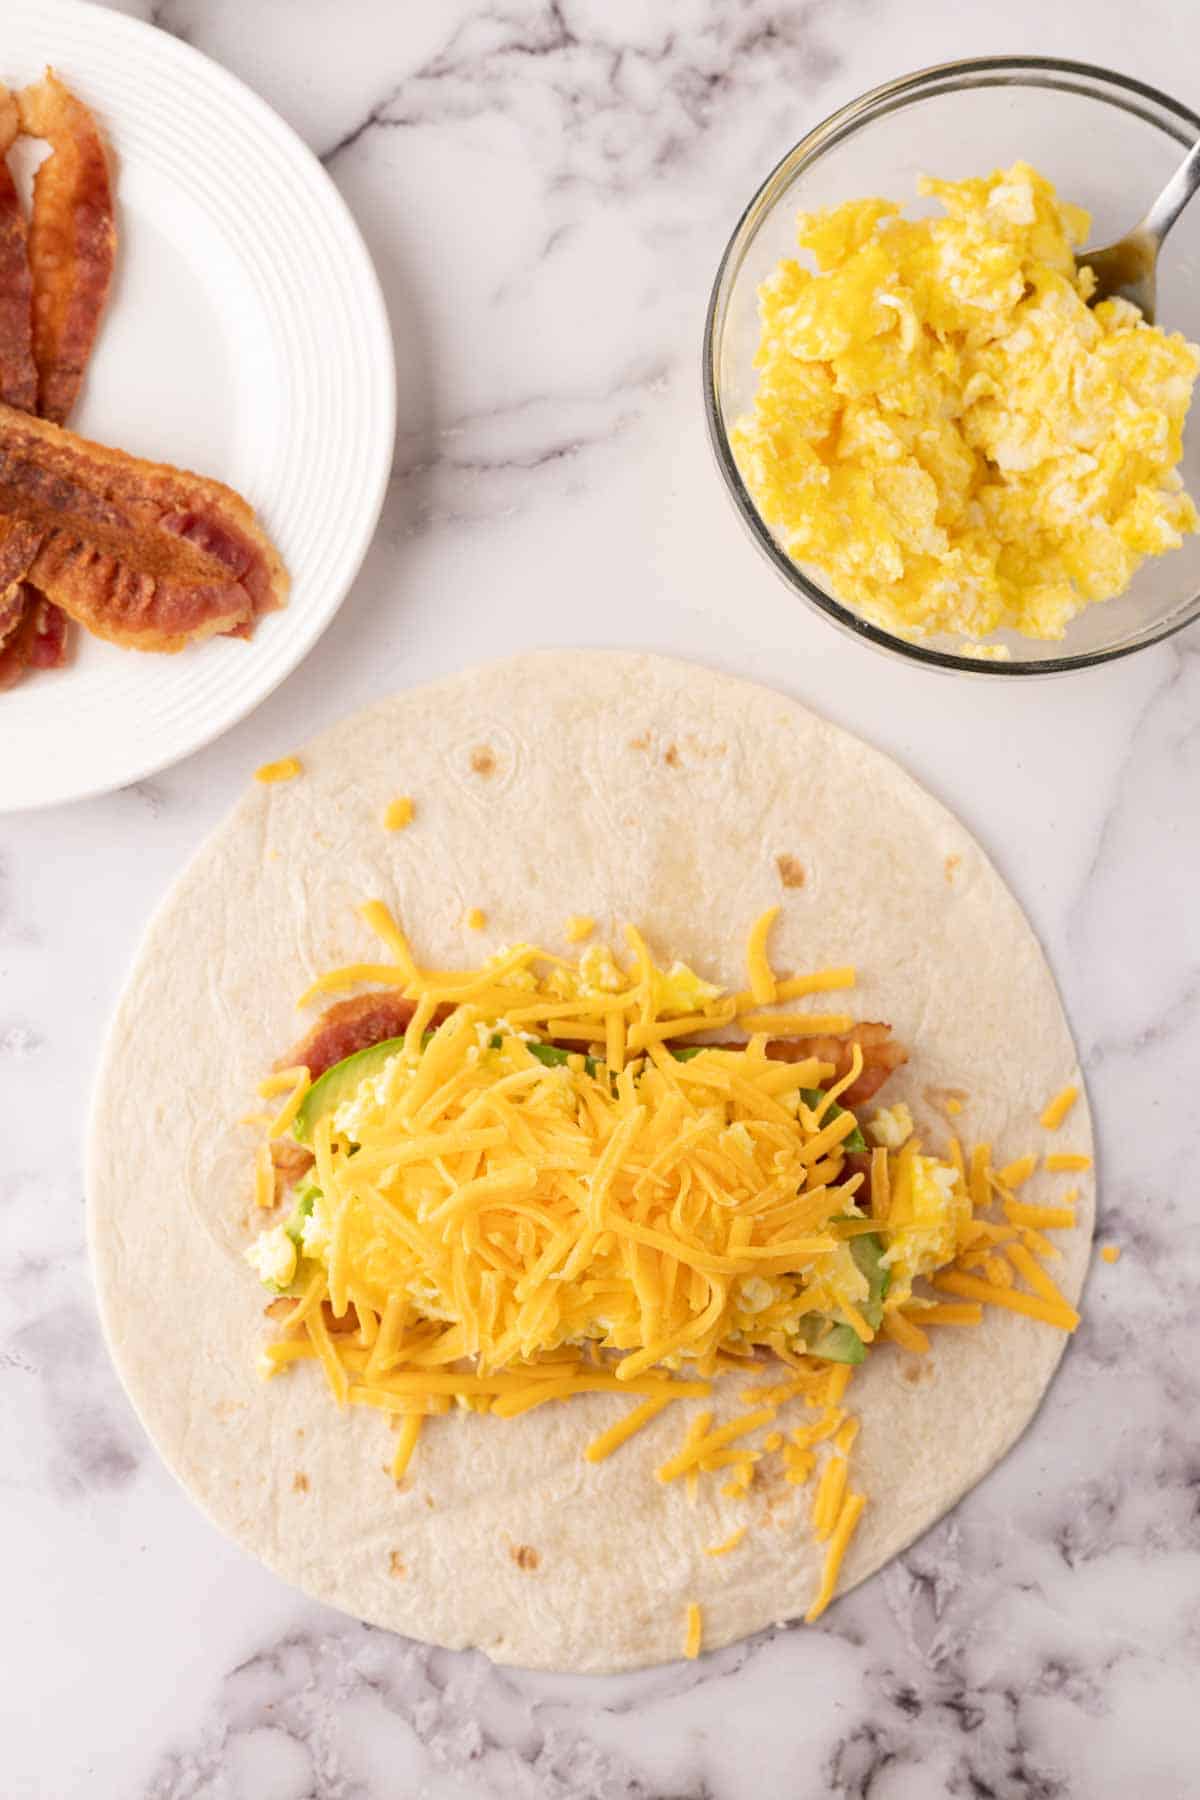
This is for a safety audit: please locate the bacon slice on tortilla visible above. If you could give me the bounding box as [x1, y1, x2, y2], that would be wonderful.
[757, 1022, 908, 1108]
[0, 402, 289, 650]
[0, 86, 37, 414]
[282, 992, 907, 1111]
[17, 70, 115, 426]
[281, 993, 425, 1079]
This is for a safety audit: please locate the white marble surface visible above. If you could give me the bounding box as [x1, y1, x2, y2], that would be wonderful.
[4, 1, 1200, 1794]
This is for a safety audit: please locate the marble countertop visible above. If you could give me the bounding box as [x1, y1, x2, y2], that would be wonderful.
[5, 1, 1199, 1795]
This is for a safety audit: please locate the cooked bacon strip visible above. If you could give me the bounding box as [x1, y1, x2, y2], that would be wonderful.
[271, 1139, 315, 1184]
[0, 86, 37, 413]
[16, 587, 67, 667]
[0, 580, 24, 646]
[17, 71, 115, 426]
[761, 1022, 908, 1108]
[285, 993, 906, 1112]
[0, 515, 43, 594]
[0, 92, 40, 670]
[265, 1296, 358, 1335]
[1, 74, 114, 686]
[281, 992, 426, 1079]
[0, 518, 45, 670]
[691, 1021, 906, 1108]
[0, 585, 69, 688]
[0, 402, 289, 649]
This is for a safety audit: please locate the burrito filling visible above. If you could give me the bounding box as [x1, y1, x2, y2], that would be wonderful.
[245, 901, 1085, 1628]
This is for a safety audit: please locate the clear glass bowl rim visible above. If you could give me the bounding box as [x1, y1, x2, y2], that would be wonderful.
[702, 54, 1200, 676]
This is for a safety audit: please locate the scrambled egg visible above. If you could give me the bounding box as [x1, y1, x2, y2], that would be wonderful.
[732, 162, 1200, 644]
[244, 1223, 297, 1291]
[544, 943, 720, 1013]
[881, 1147, 971, 1308]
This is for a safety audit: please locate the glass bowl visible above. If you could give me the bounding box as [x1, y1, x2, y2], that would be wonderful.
[704, 56, 1200, 675]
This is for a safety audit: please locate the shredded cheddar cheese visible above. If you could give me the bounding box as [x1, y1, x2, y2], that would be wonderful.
[997, 1154, 1038, 1190]
[253, 1143, 275, 1210]
[1100, 1244, 1121, 1264]
[1039, 1084, 1079, 1131]
[884, 1311, 930, 1354]
[745, 906, 780, 1004]
[564, 915, 595, 944]
[1045, 1152, 1092, 1174]
[391, 1411, 422, 1480]
[465, 908, 487, 931]
[730, 967, 856, 1013]
[255, 757, 301, 784]
[584, 1396, 674, 1463]
[384, 796, 414, 831]
[267, 1068, 311, 1139]
[1005, 1241, 1076, 1314]
[704, 1524, 749, 1557]
[933, 1270, 1079, 1330]
[684, 1601, 703, 1659]
[1004, 1200, 1076, 1232]
[736, 1011, 854, 1036]
[806, 1492, 866, 1622]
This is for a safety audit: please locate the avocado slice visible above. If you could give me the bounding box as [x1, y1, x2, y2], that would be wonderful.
[292, 1036, 408, 1144]
[849, 1231, 890, 1329]
[293, 1028, 604, 1144]
[801, 1088, 867, 1153]
[282, 1180, 318, 1248]
[526, 1040, 601, 1078]
[801, 1319, 867, 1365]
[790, 1231, 887, 1364]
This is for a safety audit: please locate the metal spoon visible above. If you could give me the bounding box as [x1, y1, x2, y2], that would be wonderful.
[1082, 137, 1200, 323]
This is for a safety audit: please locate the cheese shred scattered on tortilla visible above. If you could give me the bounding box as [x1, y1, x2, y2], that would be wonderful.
[683, 1601, 703, 1659]
[1045, 1151, 1092, 1173]
[806, 1492, 867, 1623]
[1039, 1084, 1080, 1131]
[255, 757, 301, 784]
[745, 906, 780, 1004]
[704, 1524, 748, 1557]
[391, 1411, 422, 1481]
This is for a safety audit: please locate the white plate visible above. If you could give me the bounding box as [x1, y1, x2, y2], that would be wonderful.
[0, 0, 394, 811]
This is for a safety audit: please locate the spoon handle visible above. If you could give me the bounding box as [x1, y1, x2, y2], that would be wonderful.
[1143, 136, 1200, 248]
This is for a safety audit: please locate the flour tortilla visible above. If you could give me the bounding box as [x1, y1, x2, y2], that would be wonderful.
[87, 652, 1094, 1673]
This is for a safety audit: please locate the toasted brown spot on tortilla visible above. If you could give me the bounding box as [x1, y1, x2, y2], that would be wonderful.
[776, 855, 805, 889]
[511, 1543, 540, 1570]
[628, 730, 650, 751]
[899, 1358, 935, 1386]
[663, 743, 681, 768]
[470, 746, 496, 776]
[389, 1551, 407, 1578]
[945, 854, 961, 881]
[292, 1471, 309, 1494]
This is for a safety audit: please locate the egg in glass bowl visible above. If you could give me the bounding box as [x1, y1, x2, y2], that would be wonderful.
[704, 57, 1200, 674]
